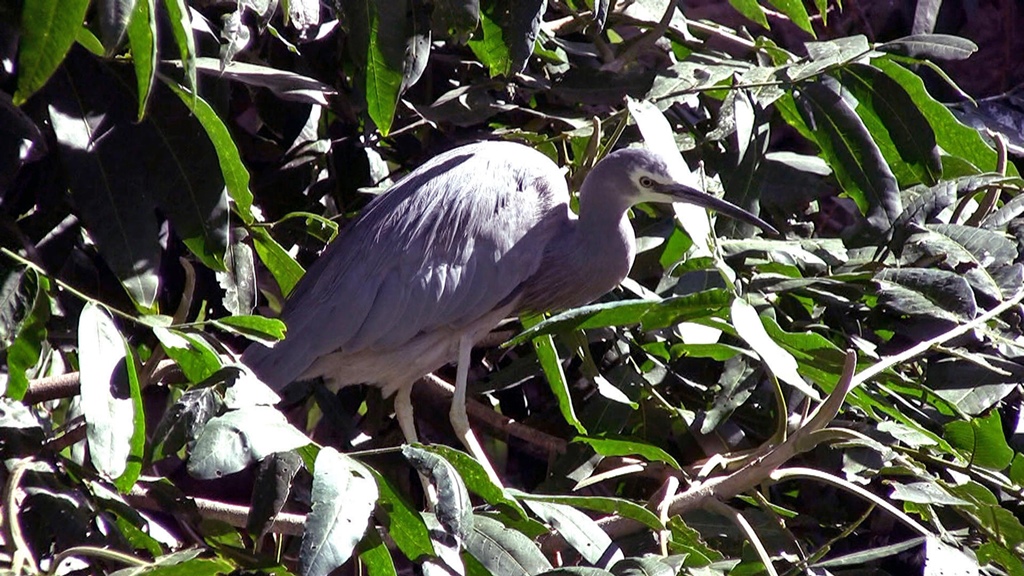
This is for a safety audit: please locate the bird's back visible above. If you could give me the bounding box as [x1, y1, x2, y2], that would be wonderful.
[242, 141, 571, 391]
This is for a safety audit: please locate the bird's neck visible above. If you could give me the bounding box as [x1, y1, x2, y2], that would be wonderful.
[571, 181, 637, 300]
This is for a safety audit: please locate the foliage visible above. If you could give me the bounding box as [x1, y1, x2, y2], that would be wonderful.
[1, 0, 1023, 575]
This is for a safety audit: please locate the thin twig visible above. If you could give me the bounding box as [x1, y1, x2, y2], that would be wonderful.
[125, 483, 306, 536]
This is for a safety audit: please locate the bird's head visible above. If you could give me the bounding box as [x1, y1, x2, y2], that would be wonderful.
[591, 147, 779, 236]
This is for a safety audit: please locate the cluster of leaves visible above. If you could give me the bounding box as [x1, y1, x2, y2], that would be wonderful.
[2, 0, 1024, 575]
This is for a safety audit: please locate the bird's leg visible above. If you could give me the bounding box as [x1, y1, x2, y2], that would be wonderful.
[451, 336, 504, 487]
[395, 383, 438, 508]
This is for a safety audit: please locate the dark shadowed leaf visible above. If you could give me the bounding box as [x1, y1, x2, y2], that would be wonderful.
[163, 80, 254, 224]
[150, 386, 222, 462]
[464, 514, 552, 576]
[13, 0, 91, 104]
[49, 53, 232, 308]
[720, 92, 770, 238]
[888, 181, 957, 254]
[876, 268, 977, 320]
[981, 191, 1024, 229]
[248, 451, 302, 540]
[98, 0, 137, 54]
[610, 556, 676, 576]
[0, 92, 46, 191]
[177, 57, 336, 106]
[301, 447, 379, 576]
[811, 538, 926, 568]
[798, 80, 901, 235]
[877, 34, 978, 60]
[434, 0, 479, 42]
[927, 357, 1020, 415]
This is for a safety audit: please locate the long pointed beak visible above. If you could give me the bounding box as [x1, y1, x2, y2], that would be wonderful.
[657, 183, 780, 237]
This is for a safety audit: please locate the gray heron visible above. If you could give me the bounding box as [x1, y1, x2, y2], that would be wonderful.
[242, 140, 777, 484]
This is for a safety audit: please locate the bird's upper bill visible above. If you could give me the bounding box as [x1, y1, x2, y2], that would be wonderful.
[655, 183, 779, 237]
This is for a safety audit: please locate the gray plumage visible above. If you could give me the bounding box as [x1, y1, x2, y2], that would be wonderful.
[241, 140, 774, 479]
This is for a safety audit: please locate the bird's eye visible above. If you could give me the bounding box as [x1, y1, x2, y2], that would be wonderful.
[639, 176, 655, 188]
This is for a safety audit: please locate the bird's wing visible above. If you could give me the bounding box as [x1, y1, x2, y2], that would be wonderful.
[242, 142, 570, 389]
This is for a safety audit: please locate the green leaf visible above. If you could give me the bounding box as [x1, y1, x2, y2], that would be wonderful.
[727, 0, 769, 29]
[872, 58, 1015, 177]
[839, 63, 941, 186]
[977, 542, 1024, 576]
[342, 0, 406, 135]
[464, 514, 553, 576]
[523, 315, 586, 435]
[161, 0, 196, 96]
[213, 315, 287, 343]
[573, 436, 681, 470]
[943, 412, 1014, 471]
[357, 529, 398, 576]
[250, 228, 305, 297]
[301, 448, 378, 576]
[79, 304, 136, 480]
[13, 0, 91, 104]
[153, 327, 222, 383]
[187, 406, 311, 479]
[469, 1, 512, 77]
[524, 500, 622, 567]
[766, 0, 813, 36]
[509, 491, 664, 532]
[126, 0, 157, 120]
[508, 290, 733, 346]
[366, 467, 434, 561]
[3, 269, 49, 400]
[877, 34, 978, 60]
[113, 342, 145, 492]
[413, 444, 528, 521]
